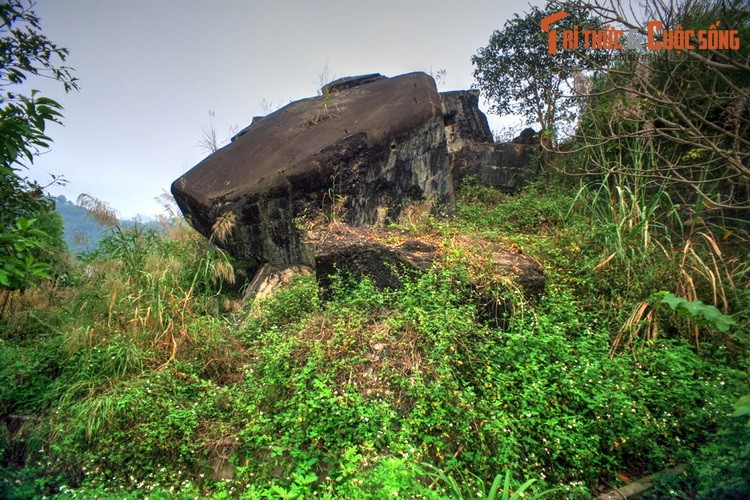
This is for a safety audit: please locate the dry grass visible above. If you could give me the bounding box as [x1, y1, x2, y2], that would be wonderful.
[76, 193, 119, 227]
[210, 211, 236, 245]
[610, 301, 658, 359]
[0, 280, 62, 326]
[677, 232, 735, 313]
[611, 228, 748, 355]
[675, 230, 746, 347]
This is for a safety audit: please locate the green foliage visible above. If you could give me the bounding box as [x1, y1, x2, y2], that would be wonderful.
[30, 208, 69, 275]
[559, 0, 750, 209]
[0, 217, 52, 290]
[0, 207, 68, 300]
[48, 372, 231, 484]
[219, 266, 741, 496]
[684, 414, 750, 499]
[457, 181, 573, 234]
[88, 225, 161, 282]
[419, 464, 562, 500]
[0, 0, 77, 221]
[732, 394, 750, 423]
[653, 291, 737, 334]
[0, 336, 59, 416]
[253, 274, 320, 327]
[559, 135, 740, 340]
[0, 92, 63, 171]
[0, 1, 77, 91]
[1, 1, 747, 497]
[567, 137, 682, 262]
[1, 180, 747, 498]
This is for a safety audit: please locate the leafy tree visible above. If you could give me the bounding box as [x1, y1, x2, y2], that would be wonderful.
[0, 217, 54, 288]
[472, 3, 608, 144]
[0, 0, 77, 291]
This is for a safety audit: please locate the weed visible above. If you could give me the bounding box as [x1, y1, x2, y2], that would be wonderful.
[1, 176, 747, 498]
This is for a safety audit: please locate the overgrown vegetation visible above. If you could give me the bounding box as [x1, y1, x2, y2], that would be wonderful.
[2, 0, 749, 498]
[0, 176, 747, 498]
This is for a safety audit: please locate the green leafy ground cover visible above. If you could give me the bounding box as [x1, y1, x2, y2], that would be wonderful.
[1, 180, 748, 499]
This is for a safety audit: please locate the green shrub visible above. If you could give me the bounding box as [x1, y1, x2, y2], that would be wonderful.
[457, 182, 573, 235]
[692, 418, 750, 499]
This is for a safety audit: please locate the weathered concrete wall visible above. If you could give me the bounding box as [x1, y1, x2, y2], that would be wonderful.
[172, 72, 454, 267]
[440, 90, 538, 192]
[450, 141, 538, 192]
[440, 90, 494, 153]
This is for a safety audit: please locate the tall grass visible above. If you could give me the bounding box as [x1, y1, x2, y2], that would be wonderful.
[570, 137, 681, 266]
[419, 464, 560, 499]
[3, 204, 246, 471]
[572, 135, 748, 350]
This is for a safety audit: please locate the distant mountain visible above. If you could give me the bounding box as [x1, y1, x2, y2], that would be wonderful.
[53, 195, 162, 255]
[53, 195, 108, 254]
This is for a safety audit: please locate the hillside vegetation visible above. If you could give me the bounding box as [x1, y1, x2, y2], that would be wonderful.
[1, 176, 748, 498]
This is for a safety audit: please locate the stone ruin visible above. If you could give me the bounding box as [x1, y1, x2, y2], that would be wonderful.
[171, 72, 543, 309]
[442, 89, 539, 190]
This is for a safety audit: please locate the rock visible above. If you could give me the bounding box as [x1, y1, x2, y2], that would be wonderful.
[448, 233, 545, 302]
[439, 93, 538, 192]
[487, 248, 545, 301]
[230, 117, 265, 143]
[449, 141, 538, 192]
[172, 72, 454, 267]
[440, 90, 494, 152]
[448, 234, 545, 327]
[511, 127, 538, 144]
[594, 465, 686, 500]
[321, 73, 386, 94]
[172, 71, 545, 313]
[243, 263, 314, 304]
[308, 223, 545, 309]
[311, 223, 439, 291]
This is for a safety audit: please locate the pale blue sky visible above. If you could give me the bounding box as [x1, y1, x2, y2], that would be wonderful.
[22, 0, 539, 218]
